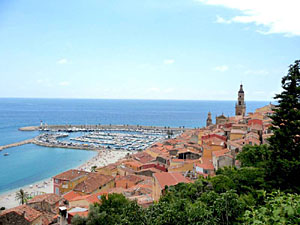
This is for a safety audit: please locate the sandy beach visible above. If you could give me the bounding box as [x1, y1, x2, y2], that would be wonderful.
[0, 149, 131, 209]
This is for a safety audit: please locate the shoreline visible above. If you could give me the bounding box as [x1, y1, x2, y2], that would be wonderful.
[0, 149, 130, 209]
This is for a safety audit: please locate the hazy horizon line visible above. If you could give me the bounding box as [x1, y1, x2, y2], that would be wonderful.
[0, 97, 273, 102]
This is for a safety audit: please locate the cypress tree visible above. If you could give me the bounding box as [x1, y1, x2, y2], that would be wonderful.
[266, 60, 300, 192]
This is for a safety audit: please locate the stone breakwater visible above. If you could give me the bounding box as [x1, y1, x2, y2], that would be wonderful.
[0, 139, 34, 151]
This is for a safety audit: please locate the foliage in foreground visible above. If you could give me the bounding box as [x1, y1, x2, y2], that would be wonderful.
[242, 192, 300, 224]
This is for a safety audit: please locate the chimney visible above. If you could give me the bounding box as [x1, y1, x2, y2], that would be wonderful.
[59, 207, 68, 225]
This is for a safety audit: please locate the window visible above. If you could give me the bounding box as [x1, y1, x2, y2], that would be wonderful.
[55, 187, 60, 195]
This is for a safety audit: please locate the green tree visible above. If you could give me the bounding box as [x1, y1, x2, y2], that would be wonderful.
[86, 194, 145, 225]
[237, 144, 270, 168]
[216, 167, 267, 194]
[15, 189, 29, 205]
[72, 215, 87, 225]
[200, 190, 245, 225]
[266, 60, 300, 192]
[242, 191, 300, 224]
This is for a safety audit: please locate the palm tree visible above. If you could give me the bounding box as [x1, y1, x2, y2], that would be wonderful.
[15, 189, 29, 205]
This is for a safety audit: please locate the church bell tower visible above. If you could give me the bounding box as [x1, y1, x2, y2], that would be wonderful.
[235, 84, 246, 116]
[206, 112, 212, 127]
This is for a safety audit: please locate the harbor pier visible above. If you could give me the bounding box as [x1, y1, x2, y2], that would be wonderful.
[0, 139, 34, 151]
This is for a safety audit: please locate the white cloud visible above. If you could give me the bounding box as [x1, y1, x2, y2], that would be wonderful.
[216, 15, 231, 24]
[57, 58, 68, 64]
[196, 0, 300, 36]
[59, 81, 70, 86]
[213, 65, 228, 72]
[163, 59, 175, 65]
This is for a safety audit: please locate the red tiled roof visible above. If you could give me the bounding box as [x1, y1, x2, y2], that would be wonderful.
[212, 149, 230, 158]
[195, 157, 214, 170]
[195, 161, 214, 170]
[53, 169, 90, 181]
[124, 160, 143, 168]
[74, 173, 114, 194]
[153, 172, 190, 189]
[98, 187, 126, 195]
[116, 174, 144, 184]
[27, 193, 62, 205]
[248, 119, 263, 126]
[63, 191, 81, 202]
[68, 211, 89, 217]
[132, 152, 155, 164]
[0, 205, 42, 222]
[71, 193, 101, 204]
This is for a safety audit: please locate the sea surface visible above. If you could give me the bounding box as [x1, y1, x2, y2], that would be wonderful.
[0, 98, 269, 194]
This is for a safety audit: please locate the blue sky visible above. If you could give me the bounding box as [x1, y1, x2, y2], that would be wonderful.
[0, 0, 299, 100]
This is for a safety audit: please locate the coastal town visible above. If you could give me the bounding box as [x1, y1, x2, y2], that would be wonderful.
[0, 85, 276, 225]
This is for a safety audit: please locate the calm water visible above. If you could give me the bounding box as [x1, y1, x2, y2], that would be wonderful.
[0, 98, 269, 193]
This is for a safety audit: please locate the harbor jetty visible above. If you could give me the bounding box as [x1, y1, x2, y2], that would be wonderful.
[0, 139, 34, 151]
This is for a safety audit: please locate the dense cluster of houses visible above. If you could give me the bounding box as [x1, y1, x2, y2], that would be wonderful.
[0, 101, 275, 224]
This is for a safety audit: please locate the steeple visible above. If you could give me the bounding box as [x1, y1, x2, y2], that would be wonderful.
[239, 84, 244, 93]
[206, 111, 212, 127]
[235, 84, 246, 116]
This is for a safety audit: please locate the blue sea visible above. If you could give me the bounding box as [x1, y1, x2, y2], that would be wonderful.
[0, 98, 269, 194]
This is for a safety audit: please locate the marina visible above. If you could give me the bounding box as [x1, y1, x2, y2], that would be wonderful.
[19, 124, 188, 132]
[33, 127, 181, 151]
[0, 124, 184, 152]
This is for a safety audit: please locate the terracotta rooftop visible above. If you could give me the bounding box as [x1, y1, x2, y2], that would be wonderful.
[98, 187, 127, 195]
[63, 191, 81, 202]
[212, 149, 231, 158]
[68, 211, 89, 218]
[27, 193, 62, 205]
[136, 167, 161, 174]
[74, 173, 114, 194]
[124, 160, 143, 168]
[195, 161, 214, 170]
[153, 172, 190, 190]
[71, 193, 101, 204]
[132, 152, 155, 164]
[53, 169, 90, 181]
[0, 204, 42, 222]
[116, 174, 144, 184]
